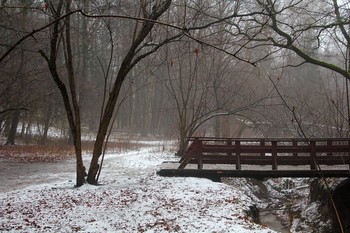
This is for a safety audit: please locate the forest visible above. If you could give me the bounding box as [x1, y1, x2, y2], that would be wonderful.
[1, 0, 350, 186]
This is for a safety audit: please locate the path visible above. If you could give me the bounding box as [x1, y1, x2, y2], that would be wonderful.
[0, 158, 76, 193]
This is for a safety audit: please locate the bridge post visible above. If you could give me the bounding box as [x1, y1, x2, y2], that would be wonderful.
[327, 140, 332, 156]
[227, 139, 233, 156]
[292, 139, 298, 156]
[235, 141, 241, 170]
[178, 138, 201, 169]
[272, 141, 278, 170]
[260, 139, 265, 156]
[197, 140, 203, 170]
[310, 141, 316, 170]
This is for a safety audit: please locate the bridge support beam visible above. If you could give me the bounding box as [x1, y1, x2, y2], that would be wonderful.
[157, 168, 350, 179]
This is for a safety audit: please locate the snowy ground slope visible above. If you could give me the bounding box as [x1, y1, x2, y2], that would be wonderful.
[0, 146, 275, 232]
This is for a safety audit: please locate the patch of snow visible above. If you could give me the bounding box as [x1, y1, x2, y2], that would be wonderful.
[0, 147, 276, 232]
[290, 201, 332, 233]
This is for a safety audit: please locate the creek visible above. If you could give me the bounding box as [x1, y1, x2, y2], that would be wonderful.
[223, 177, 310, 233]
[258, 177, 350, 232]
[260, 211, 288, 233]
[250, 178, 292, 233]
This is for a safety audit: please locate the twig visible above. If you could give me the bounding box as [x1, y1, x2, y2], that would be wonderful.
[267, 73, 345, 233]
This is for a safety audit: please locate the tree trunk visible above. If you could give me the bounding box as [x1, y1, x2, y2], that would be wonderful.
[74, 139, 85, 187]
[5, 110, 20, 145]
[87, 81, 124, 184]
[64, 0, 85, 187]
[41, 104, 52, 144]
[40, 0, 85, 187]
[87, 0, 172, 184]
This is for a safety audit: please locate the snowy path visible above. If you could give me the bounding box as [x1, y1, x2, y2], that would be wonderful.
[0, 147, 276, 232]
[0, 158, 76, 193]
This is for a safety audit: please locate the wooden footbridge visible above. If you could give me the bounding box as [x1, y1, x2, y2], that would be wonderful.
[157, 137, 350, 180]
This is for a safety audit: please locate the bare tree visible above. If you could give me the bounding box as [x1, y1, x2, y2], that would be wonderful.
[38, 0, 85, 186]
[227, 0, 350, 77]
[3, 0, 350, 188]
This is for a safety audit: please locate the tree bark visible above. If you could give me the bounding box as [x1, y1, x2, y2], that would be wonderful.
[40, 0, 85, 187]
[41, 104, 52, 144]
[87, 0, 172, 184]
[64, 0, 85, 187]
[5, 110, 20, 145]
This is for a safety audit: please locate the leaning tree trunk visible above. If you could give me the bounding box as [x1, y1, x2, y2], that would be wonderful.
[86, 0, 172, 184]
[87, 79, 124, 184]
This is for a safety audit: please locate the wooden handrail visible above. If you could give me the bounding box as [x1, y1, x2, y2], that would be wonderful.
[186, 137, 350, 143]
[179, 137, 350, 171]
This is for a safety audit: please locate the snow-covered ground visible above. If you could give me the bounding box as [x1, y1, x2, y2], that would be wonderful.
[0, 144, 275, 232]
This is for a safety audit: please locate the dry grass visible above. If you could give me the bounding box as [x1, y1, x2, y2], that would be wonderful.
[0, 138, 153, 163]
[81, 140, 151, 153]
[0, 144, 75, 163]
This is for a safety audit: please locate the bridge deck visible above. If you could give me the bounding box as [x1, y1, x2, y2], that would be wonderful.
[157, 162, 350, 180]
[157, 137, 350, 179]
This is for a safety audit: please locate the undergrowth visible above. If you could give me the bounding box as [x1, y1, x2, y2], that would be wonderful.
[0, 137, 156, 163]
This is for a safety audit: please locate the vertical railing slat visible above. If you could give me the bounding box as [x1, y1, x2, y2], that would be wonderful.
[310, 141, 316, 170]
[227, 139, 233, 156]
[292, 139, 298, 157]
[327, 140, 332, 156]
[197, 140, 203, 170]
[260, 139, 265, 156]
[272, 141, 278, 170]
[235, 141, 241, 170]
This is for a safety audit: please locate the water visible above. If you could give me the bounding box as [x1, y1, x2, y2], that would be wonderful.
[261, 211, 288, 233]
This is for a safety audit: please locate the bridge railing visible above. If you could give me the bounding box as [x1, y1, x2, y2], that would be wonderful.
[178, 137, 350, 171]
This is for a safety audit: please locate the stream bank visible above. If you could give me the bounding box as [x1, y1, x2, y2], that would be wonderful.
[223, 178, 290, 232]
[223, 177, 310, 232]
[310, 178, 350, 232]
